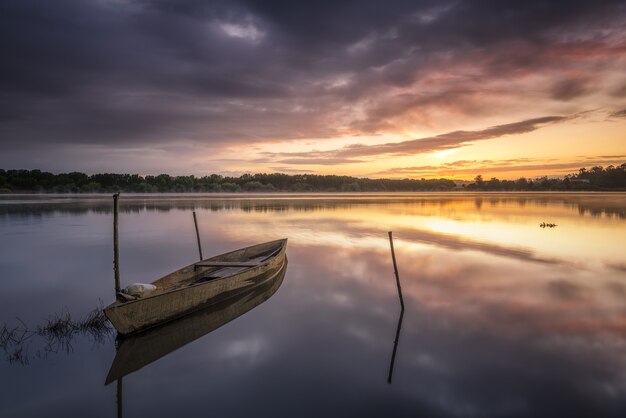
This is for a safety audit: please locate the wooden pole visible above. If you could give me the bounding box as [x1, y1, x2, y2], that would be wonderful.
[193, 211, 203, 261]
[388, 231, 404, 309]
[113, 193, 121, 296]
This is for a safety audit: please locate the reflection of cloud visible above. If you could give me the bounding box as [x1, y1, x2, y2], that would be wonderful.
[288, 235, 626, 396]
[145, 195, 626, 415]
[346, 325, 379, 347]
[289, 236, 612, 322]
[394, 227, 561, 265]
[411, 352, 450, 374]
[329, 292, 354, 308]
[5, 193, 626, 417]
[219, 336, 267, 364]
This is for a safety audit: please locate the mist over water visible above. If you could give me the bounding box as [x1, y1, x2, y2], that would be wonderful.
[1, 193, 625, 417]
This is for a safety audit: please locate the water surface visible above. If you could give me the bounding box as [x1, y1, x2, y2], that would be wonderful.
[1, 193, 625, 417]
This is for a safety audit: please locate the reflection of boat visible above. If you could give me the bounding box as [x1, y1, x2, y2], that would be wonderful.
[104, 239, 287, 335]
[106, 260, 287, 385]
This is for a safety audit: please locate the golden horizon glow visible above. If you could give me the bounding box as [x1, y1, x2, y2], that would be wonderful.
[210, 112, 626, 180]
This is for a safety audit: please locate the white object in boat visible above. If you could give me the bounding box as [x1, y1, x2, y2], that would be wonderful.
[124, 283, 157, 298]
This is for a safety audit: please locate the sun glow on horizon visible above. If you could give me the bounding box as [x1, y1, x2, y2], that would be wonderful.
[203, 113, 626, 181]
[431, 148, 460, 159]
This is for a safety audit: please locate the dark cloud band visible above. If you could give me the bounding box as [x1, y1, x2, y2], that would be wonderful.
[1, 0, 625, 171]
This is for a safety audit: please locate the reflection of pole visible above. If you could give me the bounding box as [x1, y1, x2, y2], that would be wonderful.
[388, 231, 404, 309]
[387, 231, 405, 384]
[193, 211, 203, 261]
[113, 193, 121, 296]
[116, 377, 123, 418]
[387, 308, 404, 384]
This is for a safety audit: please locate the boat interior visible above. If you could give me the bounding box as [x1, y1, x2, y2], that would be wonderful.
[148, 239, 286, 295]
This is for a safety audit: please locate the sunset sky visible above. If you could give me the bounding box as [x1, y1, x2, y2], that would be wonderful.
[1, 0, 625, 179]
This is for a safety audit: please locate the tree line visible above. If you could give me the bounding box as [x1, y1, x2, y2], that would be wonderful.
[0, 170, 454, 193]
[0, 164, 624, 193]
[465, 164, 626, 191]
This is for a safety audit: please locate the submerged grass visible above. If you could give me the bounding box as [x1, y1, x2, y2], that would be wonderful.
[1, 303, 113, 365]
[0, 320, 35, 365]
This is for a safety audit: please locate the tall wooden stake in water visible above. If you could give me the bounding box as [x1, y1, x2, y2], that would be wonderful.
[113, 193, 121, 295]
[388, 231, 404, 309]
[193, 211, 203, 261]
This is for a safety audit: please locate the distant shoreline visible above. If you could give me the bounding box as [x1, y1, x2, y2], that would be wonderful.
[1, 165, 625, 193]
[2, 191, 626, 198]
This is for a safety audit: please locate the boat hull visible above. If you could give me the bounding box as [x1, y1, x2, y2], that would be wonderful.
[104, 239, 287, 335]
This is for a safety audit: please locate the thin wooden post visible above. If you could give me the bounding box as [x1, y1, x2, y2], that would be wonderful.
[113, 193, 121, 295]
[193, 211, 203, 261]
[388, 231, 404, 309]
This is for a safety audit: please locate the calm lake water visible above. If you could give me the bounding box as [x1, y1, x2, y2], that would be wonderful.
[1, 193, 626, 417]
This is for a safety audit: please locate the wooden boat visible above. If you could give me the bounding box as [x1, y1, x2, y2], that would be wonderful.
[105, 260, 287, 384]
[104, 238, 287, 335]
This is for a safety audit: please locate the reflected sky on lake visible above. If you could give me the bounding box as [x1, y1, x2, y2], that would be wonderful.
[1, 193, 626, 417]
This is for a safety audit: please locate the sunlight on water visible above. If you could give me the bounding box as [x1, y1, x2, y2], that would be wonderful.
[0, 193, 625, 417]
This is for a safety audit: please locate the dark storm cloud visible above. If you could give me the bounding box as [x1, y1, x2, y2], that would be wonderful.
[1, 0, 625, 166]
